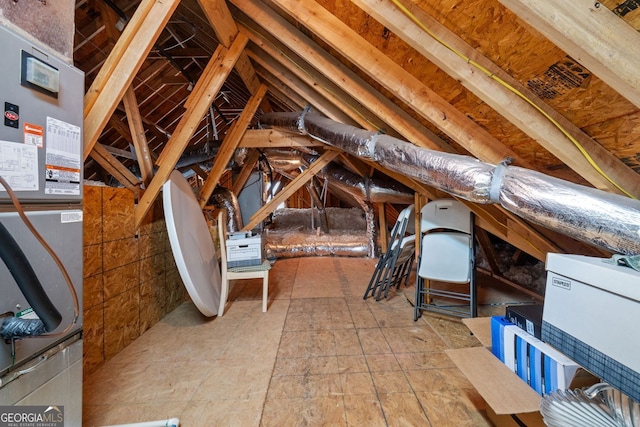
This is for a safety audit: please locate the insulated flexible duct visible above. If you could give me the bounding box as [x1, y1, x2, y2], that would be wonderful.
[260, 149, 414, 205]
[260, 149, 414, 257]
[259, 111, 640, 255]
[209, 186, 243, 232]
[0, 222, 62, 334]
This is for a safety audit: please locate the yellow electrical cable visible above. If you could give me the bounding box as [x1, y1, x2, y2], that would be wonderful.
[246, 18, 556, 256]
[243, 9, 606, 255]
[390, 0, 635, 199]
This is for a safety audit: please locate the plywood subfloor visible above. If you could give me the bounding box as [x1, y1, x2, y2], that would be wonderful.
[83, 256, 539, 426]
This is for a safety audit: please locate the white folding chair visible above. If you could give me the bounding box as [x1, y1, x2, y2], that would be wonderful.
[363, 205, 415, 300]
[217, 210, 271, 317]
[414, 199, 477, 319]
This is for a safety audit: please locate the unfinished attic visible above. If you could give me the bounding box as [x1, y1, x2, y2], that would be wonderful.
[0, 0, 639, 425]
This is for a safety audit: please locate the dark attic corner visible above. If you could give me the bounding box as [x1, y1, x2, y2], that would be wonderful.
[0, 0, 639, 426]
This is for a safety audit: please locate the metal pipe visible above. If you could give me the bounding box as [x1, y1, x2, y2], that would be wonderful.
[209, 186, 243, 232]
[260, 149, 414, 257]
[259, 111, 640, 255]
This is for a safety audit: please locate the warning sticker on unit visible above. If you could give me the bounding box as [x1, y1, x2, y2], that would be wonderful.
[45, 117, 81, 195]
[0, 140, 38, 191]
[24, 122, 44, 148]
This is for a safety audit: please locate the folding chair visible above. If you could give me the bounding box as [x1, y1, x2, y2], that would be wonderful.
[363, 205, 415, 300]
[414, 199, 477, 319]
[375, 234, 416, 300]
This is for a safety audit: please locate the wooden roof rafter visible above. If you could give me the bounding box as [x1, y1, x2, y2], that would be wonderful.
[245, 44, 360, 126]
[499, 0, 640, 109]
[83, 0, 181, 160]
[357, 0, 640, 198]
[135, 33, 250, 227]
[231, 0, 454, 153]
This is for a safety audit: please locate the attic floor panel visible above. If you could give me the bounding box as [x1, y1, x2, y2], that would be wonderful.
[83, 256, 539, 426]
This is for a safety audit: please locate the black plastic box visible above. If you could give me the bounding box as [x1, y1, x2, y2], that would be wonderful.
[505, 304, 543, 339]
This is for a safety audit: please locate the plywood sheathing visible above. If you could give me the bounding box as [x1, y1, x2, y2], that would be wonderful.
[313, 0, 640, 186]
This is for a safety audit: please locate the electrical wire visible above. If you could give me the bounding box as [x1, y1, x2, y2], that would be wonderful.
[0, 175, 80, 338]
[389, 0, 635, 199]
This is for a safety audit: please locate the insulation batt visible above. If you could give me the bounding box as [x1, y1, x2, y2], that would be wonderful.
[259, 111, 640, 255]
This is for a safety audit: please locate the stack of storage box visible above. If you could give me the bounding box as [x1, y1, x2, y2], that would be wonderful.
[225, 231, 263, 268]
[491, 316, 581, 395]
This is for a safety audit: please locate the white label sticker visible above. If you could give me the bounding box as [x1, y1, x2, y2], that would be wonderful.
[61, 210, 83, 223]
[526, 320, 534, 336]
[552, 276, 571, 290]
[0, 140, 39, 191]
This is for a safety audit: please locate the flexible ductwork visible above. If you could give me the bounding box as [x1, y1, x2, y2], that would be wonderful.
[320, 163, 414, 204]
[209, 186, 243, 232]
[259, 111, 640, 256]
[260, 148, 414, 257]
[176, 140, 222, 168]
[261, 149, 414, 205]
[265, 207, 371, 258]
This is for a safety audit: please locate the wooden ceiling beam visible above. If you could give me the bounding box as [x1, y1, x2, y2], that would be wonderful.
[102, 144, 135, 160]
[190, 164, 209, 181]
[242, 0, 523, 166]
[359, 0, 640, 197]
[115, 104, 170, 144]
[499, 0, 640, 109]
[475, 228, 501, 275]
[196, 0, 269, 111]
[232, 0, 453, 153]
[108, 115, 134, 144]
[256, 71, 307, 111]
[122, 86, 155, 187]
[232, 149, 261, 196]
[339, 153, 373, 178]
[84, 0, 181, 160]
[134, 34, 248, 228]
[196, 0, 238, 48]
[90, 143, 142, 191]
[240, 129, 325, 149]
[245, 45, 359, 126]
[199, 83, 268, 206]
[244, 30, 386, 131]
[242, 150, 341, 231]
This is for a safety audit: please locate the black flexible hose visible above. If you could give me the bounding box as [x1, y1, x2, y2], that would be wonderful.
[0, 221, 62, 332]
[1, 317, 46, 339]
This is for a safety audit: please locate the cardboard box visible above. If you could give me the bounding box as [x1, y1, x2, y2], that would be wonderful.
[491, 316, 581, 395]
[446, 317, 597, 427]
[225, 234, 262, 268]
[543, 253, 640, 403]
